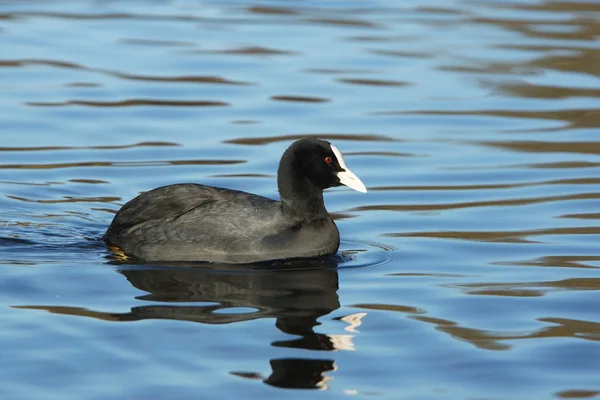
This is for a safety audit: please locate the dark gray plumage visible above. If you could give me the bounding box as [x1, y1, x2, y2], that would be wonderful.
[103, 138, 366, 263]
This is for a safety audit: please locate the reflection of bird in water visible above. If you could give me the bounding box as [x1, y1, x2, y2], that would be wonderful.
[118, 264, 341, 332]
[232, 358, 337, 390]
[13, 262, 365, 389]
[120, 265, 362, 352]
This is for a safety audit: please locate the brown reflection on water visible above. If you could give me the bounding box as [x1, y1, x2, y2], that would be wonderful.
[518, 161, 600, 169]
[304, 68, 377, 75]
[453, 278, 600, 297]
[368, 49, 432, 59]
[193, 46, 296, 56]
[500, 47, 600, 78]
[225, 133, 396, 145]
[0, 180, 54, 187]
[497, 255, 600, 270]
[0, 159, 244, 170]
[372, 178, 600, 192]
[338, 78, 408, 87]
[26, 99, 230, 107]
[329, 212, 357, 221]
[505, 1, 600, 13]
[0, 59, 81, 69]
[1, 58, 254, 86]
[0, 141, 179, 152]
[491, 82, 600, 100]
[560, 213, 600, 220]
[68, 179, 109, 184]
[64, 82, 102, 88]
[470, 17, 600, 42]
[4, 11, 200, 22]
[346, 151, 417, 158]
[345, 35, 411, 42]
[10, 305, 133, 323]
[119, 38, 197, 47]
[435, 0, 600, 113]
[247, 6, 299, 16]
[113, 72, 251, 86]
[556, 389, 600, 399]
[352, 300, 600, 351]
[210, 173, 272, 178]
[270, 95, 330, 103]
[415, 6, 465, 15]
[308, 18, 378, 28]
[477, 141, 600, 156]
[414, 315, 600, 350]
[354, 192, 600, 213]
[376, 108, 600, 132]
[470, 0, 600, 43]
[7, 195, 120, 204]
[230, 120, 261, 124]
[392, 227, 600, 244]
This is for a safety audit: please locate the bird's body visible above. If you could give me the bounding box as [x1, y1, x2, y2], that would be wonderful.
[103, 183, 339, 263]
[103, 138, 366, 264]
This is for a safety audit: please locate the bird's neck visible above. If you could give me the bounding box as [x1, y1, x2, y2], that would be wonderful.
[281, 190, 328, 219]
[278, 163, 328, 219]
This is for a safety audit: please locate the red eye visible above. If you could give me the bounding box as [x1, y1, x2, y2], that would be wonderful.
[325, 156, 332, 164]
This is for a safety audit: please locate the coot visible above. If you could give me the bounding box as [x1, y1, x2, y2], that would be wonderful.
[103, 138, 366, 263]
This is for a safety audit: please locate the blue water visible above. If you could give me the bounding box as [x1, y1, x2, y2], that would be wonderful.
[1, 1, 599, 399]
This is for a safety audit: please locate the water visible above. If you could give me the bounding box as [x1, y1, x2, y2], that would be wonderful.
[1, 0, 599, 398]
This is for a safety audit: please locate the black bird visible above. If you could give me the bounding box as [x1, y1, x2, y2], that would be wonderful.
[103, 138, 367, 263]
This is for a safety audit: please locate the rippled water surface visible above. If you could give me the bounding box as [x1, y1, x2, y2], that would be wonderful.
[1, 1, 600, 399]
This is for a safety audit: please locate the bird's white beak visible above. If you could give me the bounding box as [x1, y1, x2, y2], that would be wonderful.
[331, 145, 367, 193]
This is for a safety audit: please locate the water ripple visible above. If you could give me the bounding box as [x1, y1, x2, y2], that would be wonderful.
[224, 134, 397, 145]
[26, 100, 230, 107]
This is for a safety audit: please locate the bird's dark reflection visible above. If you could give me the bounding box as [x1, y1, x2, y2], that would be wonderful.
[266, 358, 336, 390]
[119, 260, 344, 389]
[116, 261, 341, 341]
[232, 358, 337, 390]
